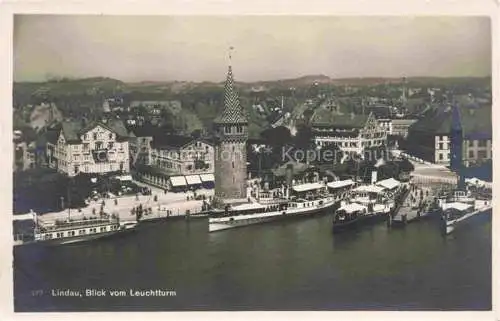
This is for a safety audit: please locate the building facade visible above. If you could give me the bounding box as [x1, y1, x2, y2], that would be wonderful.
[406, 103, 491, 167]
[213, 63, 248, 201]
[311, 111, 388, 156]
[46, 120, 130, 177]
[391, 119, 418, 138]
[150, 136, 214, 176]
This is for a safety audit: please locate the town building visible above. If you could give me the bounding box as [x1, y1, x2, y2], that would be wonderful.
[29, 102, 63, 131]
[406, 102, 491, 167]
[13, 140, 36, 171]
[213, 60, 249, 202]
[46, 119, 131, 177]
[130, 130, 215, 191]
[391, 119, 418, 138]
[149, 135, 214, 176]
[310, 109, 388, 157]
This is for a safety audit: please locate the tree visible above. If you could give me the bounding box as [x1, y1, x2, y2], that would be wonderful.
[260, 126, 292, 147]
[398, 158, 415, 173]
[293, 125, 315, 150]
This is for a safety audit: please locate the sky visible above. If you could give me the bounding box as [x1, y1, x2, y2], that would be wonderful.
[13, 15, 491, 82]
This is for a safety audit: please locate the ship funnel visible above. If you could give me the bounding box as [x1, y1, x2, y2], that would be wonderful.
[285, 163, 294, 188]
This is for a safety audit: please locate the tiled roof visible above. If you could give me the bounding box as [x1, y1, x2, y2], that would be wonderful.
[60, 119, 130, 143]
[214, 66, 248, 124]
[409, 103, 491, 138]
[151, 135, 194, 149]
[311, 108, 369, 128]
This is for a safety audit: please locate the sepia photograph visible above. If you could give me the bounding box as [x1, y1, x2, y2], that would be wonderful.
[9, 12, 493, 314]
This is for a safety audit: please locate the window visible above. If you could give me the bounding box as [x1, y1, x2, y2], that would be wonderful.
[468, 140, 474, 147]
[224, 126, 231, 134]
[93, 133, 98, 140]
[236, 125, 243, 133]
[79, 230, 85, 235]
[478, 150, 487, 159]
[469, 150, 475, 159]
[438, 143, 443, 150]
[478, 140, 488, 147]
[232, 161, 234, 169]
[109, 133, 113, 140]
[74, 165, 79, 174]
[83, 143, 89, 151]
[84, 134, 88, 140]
[100, 227, 107, 232]
[119, 162, 124, 171]
[438, 153, 443, 160]
[108, 142, 114, 149]
[95, 142, 103, 150]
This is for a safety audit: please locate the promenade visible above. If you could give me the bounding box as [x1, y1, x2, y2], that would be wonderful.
[31, 185, 215, 224]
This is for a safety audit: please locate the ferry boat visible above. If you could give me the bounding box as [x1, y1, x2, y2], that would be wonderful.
[439, 189, 492, 235]
[332, 183, 397, 232]
[15, 211, 138, 246]
[208, 180, 354, 232]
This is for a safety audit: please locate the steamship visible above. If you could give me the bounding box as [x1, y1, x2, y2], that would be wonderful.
[439, 188, 492, 235]
[14, 211, 138, 246]
[332, 179, 402, 232]
[208, 178, 355, 232]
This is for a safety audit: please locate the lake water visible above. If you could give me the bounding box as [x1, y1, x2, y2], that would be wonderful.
[13, 213, 491, 311]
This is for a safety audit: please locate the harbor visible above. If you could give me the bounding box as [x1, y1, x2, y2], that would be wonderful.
[13, 207, 491, 311]
[11, 15, 493, 312]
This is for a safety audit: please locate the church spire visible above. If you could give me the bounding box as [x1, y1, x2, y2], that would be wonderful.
[215, 47, 248, 124]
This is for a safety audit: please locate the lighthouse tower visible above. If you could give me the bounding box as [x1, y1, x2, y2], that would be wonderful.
[213, 49, 248, 202]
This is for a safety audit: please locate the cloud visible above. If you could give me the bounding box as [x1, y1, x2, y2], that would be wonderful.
[14, 15, 491, 82]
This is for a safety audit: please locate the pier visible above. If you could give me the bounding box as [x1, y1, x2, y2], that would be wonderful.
[389, 184, 437, 227]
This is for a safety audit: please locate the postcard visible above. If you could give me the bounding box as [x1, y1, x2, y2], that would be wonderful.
[2, 1, 497, 321]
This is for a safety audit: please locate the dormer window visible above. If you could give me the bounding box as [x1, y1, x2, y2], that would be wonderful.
[224, 126, 231, 134]
[236, 125, 243, 133]
[109, 133, 113, 140]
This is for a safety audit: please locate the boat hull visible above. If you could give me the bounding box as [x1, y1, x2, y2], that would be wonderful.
[332, 212, 388, 232]
[16, 223, 138, 247]
[209, 200, 339, 232]
[441, 207, 491, 235]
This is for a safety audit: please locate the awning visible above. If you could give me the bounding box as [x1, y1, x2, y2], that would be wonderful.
[376, 178, 400, 190]
[339, 202, 367, 214]
[116, 175, 133, 181]
[445, 202, 473, 212]
[170, 176, 187, 187]
[353, 184, 385, 194]
[200, 174, 215, 182]
[327, 179, 355, 189]
[185, 175, 202, 185]
[232, 203, 266, 211]
[292, 182, 324, 193]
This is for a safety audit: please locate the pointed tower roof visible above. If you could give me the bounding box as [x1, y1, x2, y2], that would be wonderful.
[451, 103, 462, 132]
[214, 57, 248, 124]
